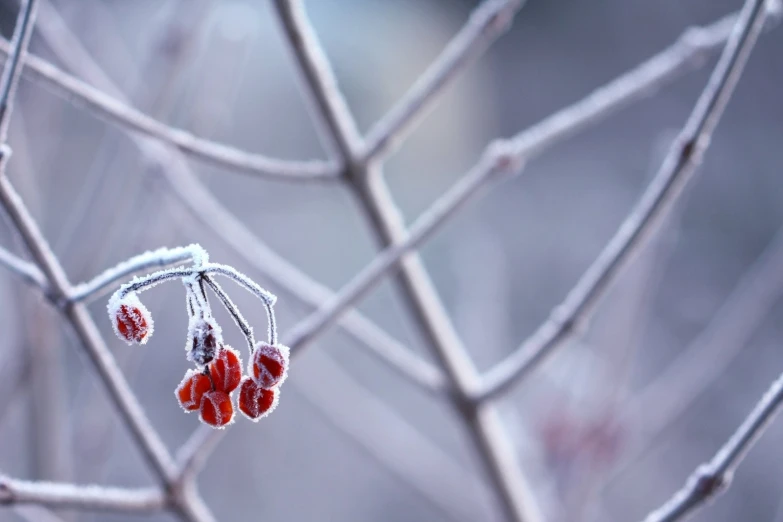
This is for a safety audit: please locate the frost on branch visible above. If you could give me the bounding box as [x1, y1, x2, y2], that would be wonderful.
[104, 244, 290, 429]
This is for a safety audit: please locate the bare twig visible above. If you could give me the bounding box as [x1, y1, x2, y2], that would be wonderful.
[361, 0, 525, 162]
[479, 0, 772, 401]
[0, 0, 179, 494]
[284, 149, 511, 354]
[0, 50, 336, 183]
[0, 0, 36, 141]
[0, 476, 166, 513]
[640, 367, 783, 522]
[271, 2, 543, 521]
[271, 0, 362, 163]
[589, 220, 783, 508]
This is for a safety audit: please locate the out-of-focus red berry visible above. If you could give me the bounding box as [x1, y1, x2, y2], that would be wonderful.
[251, 342, 289, 389]
[115, 304, 151, 344]
[175, 369, 211, 412]
[209, 346, 242, 393]
[238, 377, 278, 421]
[200, 390, 234, 428]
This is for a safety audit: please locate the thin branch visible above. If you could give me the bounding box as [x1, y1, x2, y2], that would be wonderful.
[70, 244, 207, 303]
[591, 221, 783, 503]
[271, 2, 543, 521]
[284, 150, 510, 356]
[0, 0, 179, 489]
[0, 47, 338, 183]
[203, 275, 255, 352]
[361, 0, 525, 162]
[0, 0, 37, 140]
[0, 244, 46, 290]
[640, 367, 783, 522]
[271, 0, 362, 162]
[479, 0, 772, 401]
[0, 476, 166, 513]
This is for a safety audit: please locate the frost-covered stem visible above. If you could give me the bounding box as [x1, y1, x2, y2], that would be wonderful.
[361, 0, 524, 162]
[204, 263, 277, 306]
[115, 267, 194, 298]
[641, 367, 783, 522]
[0, 244, 46, 291]
[0, 475, 166, 513]
[70, 244, 208, 303]
[203, 275, 255, 352]
[478, 0, 771, 401]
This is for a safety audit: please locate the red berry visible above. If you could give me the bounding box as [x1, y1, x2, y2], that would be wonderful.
[251, 342, 289, 389]
[238, 377, 278, 421]
[200, 390, 234, 428]
[209, 346, 242, 393]
[175, 369, 211, 412]
[112, 298, 153, 345]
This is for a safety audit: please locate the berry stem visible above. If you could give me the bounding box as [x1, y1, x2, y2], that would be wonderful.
[203, 276, 255, 353]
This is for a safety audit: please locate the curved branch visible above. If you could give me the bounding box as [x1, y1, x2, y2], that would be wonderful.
[0, 42, 339, 183]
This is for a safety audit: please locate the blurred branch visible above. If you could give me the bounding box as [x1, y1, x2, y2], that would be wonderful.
[271, 0, 361, 163]
[0, 476, 166, 513]
[0, 2, 216, 521]
[272, 2, 543, 522]
[590, 219, 783, 510]
[0, 48, 337, 183]
[479, 0, 775, 401]
[361, 0, 525, 162]
[283, 149, 513, 354]
[640, 367, 783, 522]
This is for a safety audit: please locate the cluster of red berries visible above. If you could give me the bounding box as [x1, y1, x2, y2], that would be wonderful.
[175, 342, 289, 427]
[107, 251, 285, 430]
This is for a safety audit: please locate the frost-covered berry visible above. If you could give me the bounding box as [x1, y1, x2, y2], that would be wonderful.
[208, 346, 242, 394]
[251, 342, 289, 389]
[108, 293, 153, 345]
[238, 377, 278, 421]
[175, 369, 211, 412]
[187, 316, 221, 367]
[199, 390, 234, 428]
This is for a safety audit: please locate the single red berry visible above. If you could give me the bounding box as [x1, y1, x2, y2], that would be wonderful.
[251, 342, 289, 389]
[110, 294, 153, 345]
[175, 369, 211, 412]
[238, 377, 278, 421]
[200, 390, 234, 428]
[209, 346, 242, 393]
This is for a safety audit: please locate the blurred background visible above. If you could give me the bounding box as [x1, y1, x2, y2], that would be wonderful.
[0, 0, 782, 521]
